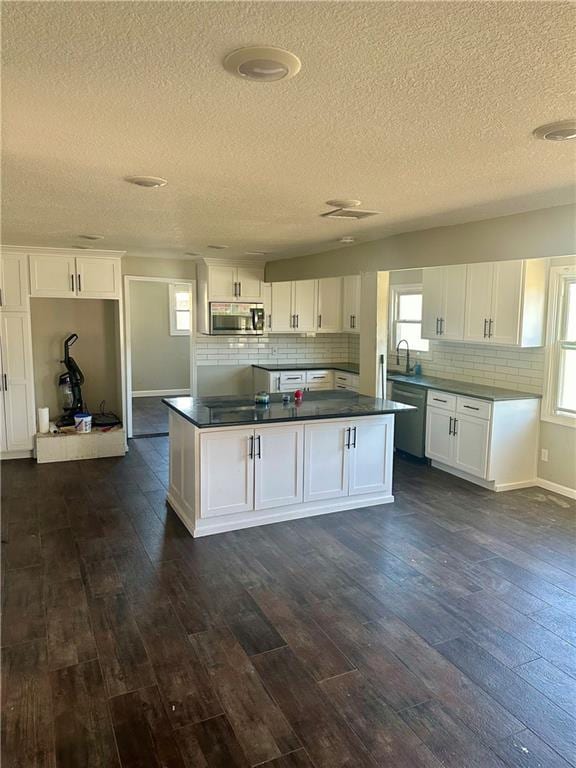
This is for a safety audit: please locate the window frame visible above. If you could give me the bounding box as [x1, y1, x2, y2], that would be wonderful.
[388, 282, 430, 356]
[542, 264, 576, 428]
[169, 282, 192, 336]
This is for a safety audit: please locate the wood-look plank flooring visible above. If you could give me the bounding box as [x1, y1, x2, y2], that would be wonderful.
[2, 437, 575, 767]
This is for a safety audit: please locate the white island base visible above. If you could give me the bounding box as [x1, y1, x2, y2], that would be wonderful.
[167, 410, 395, 537]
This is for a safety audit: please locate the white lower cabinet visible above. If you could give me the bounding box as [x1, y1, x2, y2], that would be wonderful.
[426, 391, 490, 479]
[424, 388, 539, 490]
[254, 425, 304, 510]
[200, 427, 255, 517]
[178, 414, 394, 536]
[304, 421, 349, 501]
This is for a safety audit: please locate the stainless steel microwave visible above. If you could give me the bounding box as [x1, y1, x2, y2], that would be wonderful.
[209, 302, 265, 335]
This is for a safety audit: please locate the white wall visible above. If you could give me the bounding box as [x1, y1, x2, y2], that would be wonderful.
[130, 281, 190, 392]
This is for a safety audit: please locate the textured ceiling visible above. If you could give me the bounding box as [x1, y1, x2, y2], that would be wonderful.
[2, 1, 575, 261]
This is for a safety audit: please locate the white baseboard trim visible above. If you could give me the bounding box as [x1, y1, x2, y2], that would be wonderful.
[167, 491, 394, 538]
[431, 461, 539, 493]
[536, 478, 576, 500]
[0, 449, 33, 461]
[133, 389, 190, 398]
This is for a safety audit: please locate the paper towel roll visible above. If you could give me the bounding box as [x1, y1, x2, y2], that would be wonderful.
[38, 407, 50, 434]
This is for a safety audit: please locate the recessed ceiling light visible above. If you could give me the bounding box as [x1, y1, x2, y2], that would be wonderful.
[208, 244, 229, 250]
[124, 176, 168, 188]
[326, 199, 362, 208]
[533, 120, 576, 141]
[79, 234, 104, 241]
[224, 47, 301, 82]
[244, 251, 267, 256]
[72, 245, 92, 249]
[185, 251, 201, 256]
[339, 237, 355, 244]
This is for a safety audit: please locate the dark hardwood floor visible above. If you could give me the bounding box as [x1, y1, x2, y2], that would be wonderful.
[2, 438, 575, 768]
[131, 397, 169, 437]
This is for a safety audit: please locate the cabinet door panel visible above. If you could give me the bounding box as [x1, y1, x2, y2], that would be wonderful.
[76, 258, 120, 299]
[342, 276, 361, 332]
[303, 422, 349, 501]
[421, 267, 444, 338]
[490, 261, 522, 345]
[236, 266, 263, 301]
[425, 408, 453, 464]
[0, 252, 29, 311]
[254, 425, 303, 510]
[209, 265, 237, 301]
[453, 414, 490, 478]
[293, 280, 317, 332]
[30, 254, 76, 297]
[1, 314, 35, 451]
[348, 418, 392, 496]
[271, 282, 294, 332]
[441, 265, 467, 340]
[200, 429, 254, 517]
[464, 263, 493, 342]
[317, 277, 342, 332]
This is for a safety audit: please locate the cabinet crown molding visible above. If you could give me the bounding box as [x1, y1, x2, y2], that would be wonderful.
[1, 245, 126, 258]
[199, 257, 266, 268]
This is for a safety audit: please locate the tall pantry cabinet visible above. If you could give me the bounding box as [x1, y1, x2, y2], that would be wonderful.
[0, 250, 36, 454]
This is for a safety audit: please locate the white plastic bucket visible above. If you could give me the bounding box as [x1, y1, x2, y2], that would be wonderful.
[74, 413, 92, 433]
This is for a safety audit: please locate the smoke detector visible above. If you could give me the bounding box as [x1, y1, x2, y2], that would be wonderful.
[79, 234, 104, 241]
[326, 199, 361, 208]
[208, 244, 229, 250]
[124, 176, 168, 188]
[224, 47, 301, 82]
[533, 120, 576, 141]
[322, 208, 381, 220]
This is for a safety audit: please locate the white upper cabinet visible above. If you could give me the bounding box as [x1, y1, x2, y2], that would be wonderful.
[463, 259, 546, 347]
[30, 252, 122, 299]
[76, 257, 121, 299]
[270, 280, 317, 333]
[0, 251, 30, 311]
[342, 275, 361, 333]
[198, 260, 264, 302]
[30, 254, 76, 298]
[317, 277, 342, 332]
[422, 265, 467, 340]
[292, 280, 317, 332]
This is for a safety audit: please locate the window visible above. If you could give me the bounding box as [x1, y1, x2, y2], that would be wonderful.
[389, 284, 429, 353]
[543, 265, 576, 425]
[169, 283, 191, 335]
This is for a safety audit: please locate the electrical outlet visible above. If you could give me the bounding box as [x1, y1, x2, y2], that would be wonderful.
[540, 448, 549, 462]
[271, 347, 278, 356]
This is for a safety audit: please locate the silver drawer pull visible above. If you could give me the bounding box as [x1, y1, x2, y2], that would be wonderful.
[433, 397, 448, 403]
[463, 405, 480, 411]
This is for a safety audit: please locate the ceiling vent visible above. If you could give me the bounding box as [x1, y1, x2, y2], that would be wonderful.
[321, 208, 381, 220]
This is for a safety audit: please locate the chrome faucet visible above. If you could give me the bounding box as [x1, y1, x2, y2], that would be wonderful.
[396, 339, 414, 375]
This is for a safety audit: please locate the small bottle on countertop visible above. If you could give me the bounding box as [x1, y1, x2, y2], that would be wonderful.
[294, 389, 304, 404]
[414, 362, 422, 376]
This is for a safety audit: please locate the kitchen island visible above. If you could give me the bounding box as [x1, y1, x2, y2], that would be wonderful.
[163, 391, 414, 537]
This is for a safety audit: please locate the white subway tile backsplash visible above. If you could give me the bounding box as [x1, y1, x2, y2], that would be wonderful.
[415, 340, 545, 394]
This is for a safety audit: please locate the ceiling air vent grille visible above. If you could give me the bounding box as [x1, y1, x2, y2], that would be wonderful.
[321, 208, 381, 220]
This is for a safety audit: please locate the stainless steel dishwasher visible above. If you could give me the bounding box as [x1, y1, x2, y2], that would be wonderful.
[391, 381, 427, 458]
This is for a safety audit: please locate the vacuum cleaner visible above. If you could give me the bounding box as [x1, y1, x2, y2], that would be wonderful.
[56, 333, 121, 429]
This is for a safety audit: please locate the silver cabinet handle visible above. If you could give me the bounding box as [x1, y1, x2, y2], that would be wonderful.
[295, 314, 299, 328]
[453, 418, 458, 436]
[267, 314, 272, 329]
[488, 318, 493, 338]
[352, 426, 357, 448]
[318, 314, 322, 329]
[276, 376, 281, 391]
[433, 397, 447, 403]
[483, 319, 488, 338]
[77, 274, 82, 292]
[439, 318, 444, 335]
[463, 404, 480, 411]
[3, 373, 7, 391]
[449, 416, 453, 435]
[248, 435, 254, 459]
[0, 289, 3, 307]
[238, 282, 241, 297]
[256, 435, 262, 459]
[71, 274, 75, 292]
[345, 427, 351, 449]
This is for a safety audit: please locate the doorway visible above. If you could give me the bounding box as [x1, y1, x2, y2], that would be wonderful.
[124, 276, 196, 437]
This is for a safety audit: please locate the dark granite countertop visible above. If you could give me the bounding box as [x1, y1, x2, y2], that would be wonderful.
[387, 373, 541, 402]
[163, 391, 415, 428]
[253, 362, 359, 374]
